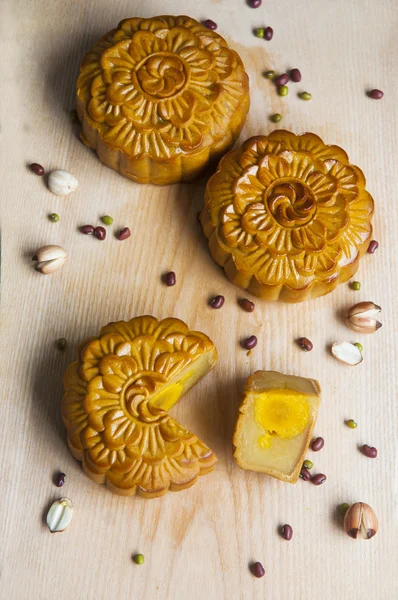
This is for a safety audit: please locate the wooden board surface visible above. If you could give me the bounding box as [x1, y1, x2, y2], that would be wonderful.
[1, 1, 397, 598]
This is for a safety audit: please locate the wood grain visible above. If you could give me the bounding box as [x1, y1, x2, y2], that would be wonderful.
[1, 1, 397, 598]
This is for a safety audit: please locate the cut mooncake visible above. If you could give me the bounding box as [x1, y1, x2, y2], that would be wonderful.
[233, 371, 321, 483]
[76, 15, 250, 185]
[62, 316, 217, 498]
[201, 131, 374, 302]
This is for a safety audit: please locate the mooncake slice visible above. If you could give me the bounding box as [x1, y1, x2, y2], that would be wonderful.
[76, 15, 249, 185]
[233, 371, 321, 483]
[62, 316, 217, 498]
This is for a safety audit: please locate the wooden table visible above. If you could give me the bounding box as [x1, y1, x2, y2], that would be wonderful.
[1, 1, 397, 598]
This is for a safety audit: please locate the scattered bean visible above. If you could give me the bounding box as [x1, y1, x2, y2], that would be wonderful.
[299, 467, 311, 481]
[203, 19, 217, 30]
[55, 473, 66, 487]
[57, 338, 67, 351]
[242, 335, 257, 350]
[351, 281, 361, 291]
[346, 419, 357, 429]
[311, 473, 327, 485]
[354, 342, 363, 352]
[81, 225, 95, 235]
[368, 89, 383, 100]
[299, 92, 312, 101]
[94, 226, 106, 241]
[340, 503, 350, 516]
[249, 0, 262, 7]
[361, 444, 377, 458]
[30, 163, 45, 176]
[101, 215, 113, 226]
[281, 524, 293, 541]
[210, 295, 225, 309]
[278, 85, 289, 97]
[311, 437, 324, 452]
[264, 27, 273, 41]
[250, 562, 265, 578]
[49, 213, 60, 223]
[165, 271, 176, 287]
[271, 113, 282, 123]
[254, 27, 265, 38]
[274, 73, 289, 87]
[265, 70, 275, 79]
[303, 460, 313, 470]
[290, 68, 302, 82]
[134, 554, 145, 565]
[117, 227, 131, 241]
[367, 240, 379, 254]
[297, 337, 313, 352]
[239, 298, 255, 312]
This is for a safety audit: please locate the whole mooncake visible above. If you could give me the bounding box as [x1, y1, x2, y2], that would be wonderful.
[76, 16, 250, 185]
[201, 131, 375, 302]
[62, 316, 217, 498]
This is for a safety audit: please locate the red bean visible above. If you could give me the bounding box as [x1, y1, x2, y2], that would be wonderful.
[311, 473, 327, 485]
[290, 68, 302, 82]
[250, 562, 265, 578]
[311, 437, 324, 452]
[361, 444, 377, 458]
[281, 524, 293, 540]
[55, 473, 66, 487]
[264, 27, 273, 41]
[81, 225, 95, 235]
[203, 19, 217, 30]
[210, 295, 225, 309]
[274, 73, 289, 87]
[297, 337, 313, 352]
[242, 335, 257, 350]
[299, 467, 311, 481]
[239, 298, 255, 312]
[117, 227, 131, 241]
[30, 163, 45, 176]
[367, 240, 379, 254]
[165, 271, 176, 286]
[94, 226, 106, 240]
[368, 89, 383, 99]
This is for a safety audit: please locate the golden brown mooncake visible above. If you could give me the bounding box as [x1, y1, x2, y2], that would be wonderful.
[201, 131, 375, 302]
[233, 371, 321, 483]
[76, 16, 250, 185]
[62, 316, 217, 498]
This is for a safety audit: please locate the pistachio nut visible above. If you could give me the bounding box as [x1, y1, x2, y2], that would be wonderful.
[343, 502, 378, 539]
[346, 302, 382, 334]
[46, 497, 73, 533]
[32, 245, 66, 274]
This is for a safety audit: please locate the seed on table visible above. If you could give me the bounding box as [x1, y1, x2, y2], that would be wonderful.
[340, 503, 350, 516]
[254, 27, 265, 38]
[203, 19, 217, 30]
[299, 92, 312, 101]
[101, 215, 113, 226]
[271, 113, 282, 123]
[311, 437, 324, 452]
[354, 342, 363, 352]
[55, 472, 66, 487]
[56, 338, 67, 351]
[367, 240, 379, 254]
[274, 73, 289, 87]
[81, 225, 95, 235]
[297, 337, 313, 352]
[242, 335, 257, 350]
[278, 85, 288, 97]
[250, 562, 265, 578]
[303, 460, 313, 470]
[265, 70, 275, 79]
[239, 298, 255, 312]
[264, 26, 273, 41]
[311, 473, 327, 485]
[299, 467, 311, 481]
[346, 419, 357, 429]
[134, 554, 145, 565]
[49, 213, 60, 223]
[30, 163, 45, 176]
[165, 271, 176, 287]
[117, 227, 131, 241]
[368, 89, 383, 100]
[351, 281, 361, 291]
[210, 295, 225, 309]
[281, 524, 293, 541]
[361, 444, 377, 458]
[290, 68, 302, 82]
[94, 226, 106, 240]
[249, 0, 262, 7]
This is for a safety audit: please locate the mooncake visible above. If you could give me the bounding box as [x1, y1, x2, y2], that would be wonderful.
[201, 131, 375, 302]
[62, 316, 217, 498]
[233, 371, 321, 483]
[76, 16, 250, 185]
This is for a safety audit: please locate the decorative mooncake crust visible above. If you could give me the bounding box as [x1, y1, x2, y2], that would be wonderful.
[76, 16, 250, 185]
[62, 316, 217, 498]
[201, 131, 375, 302]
